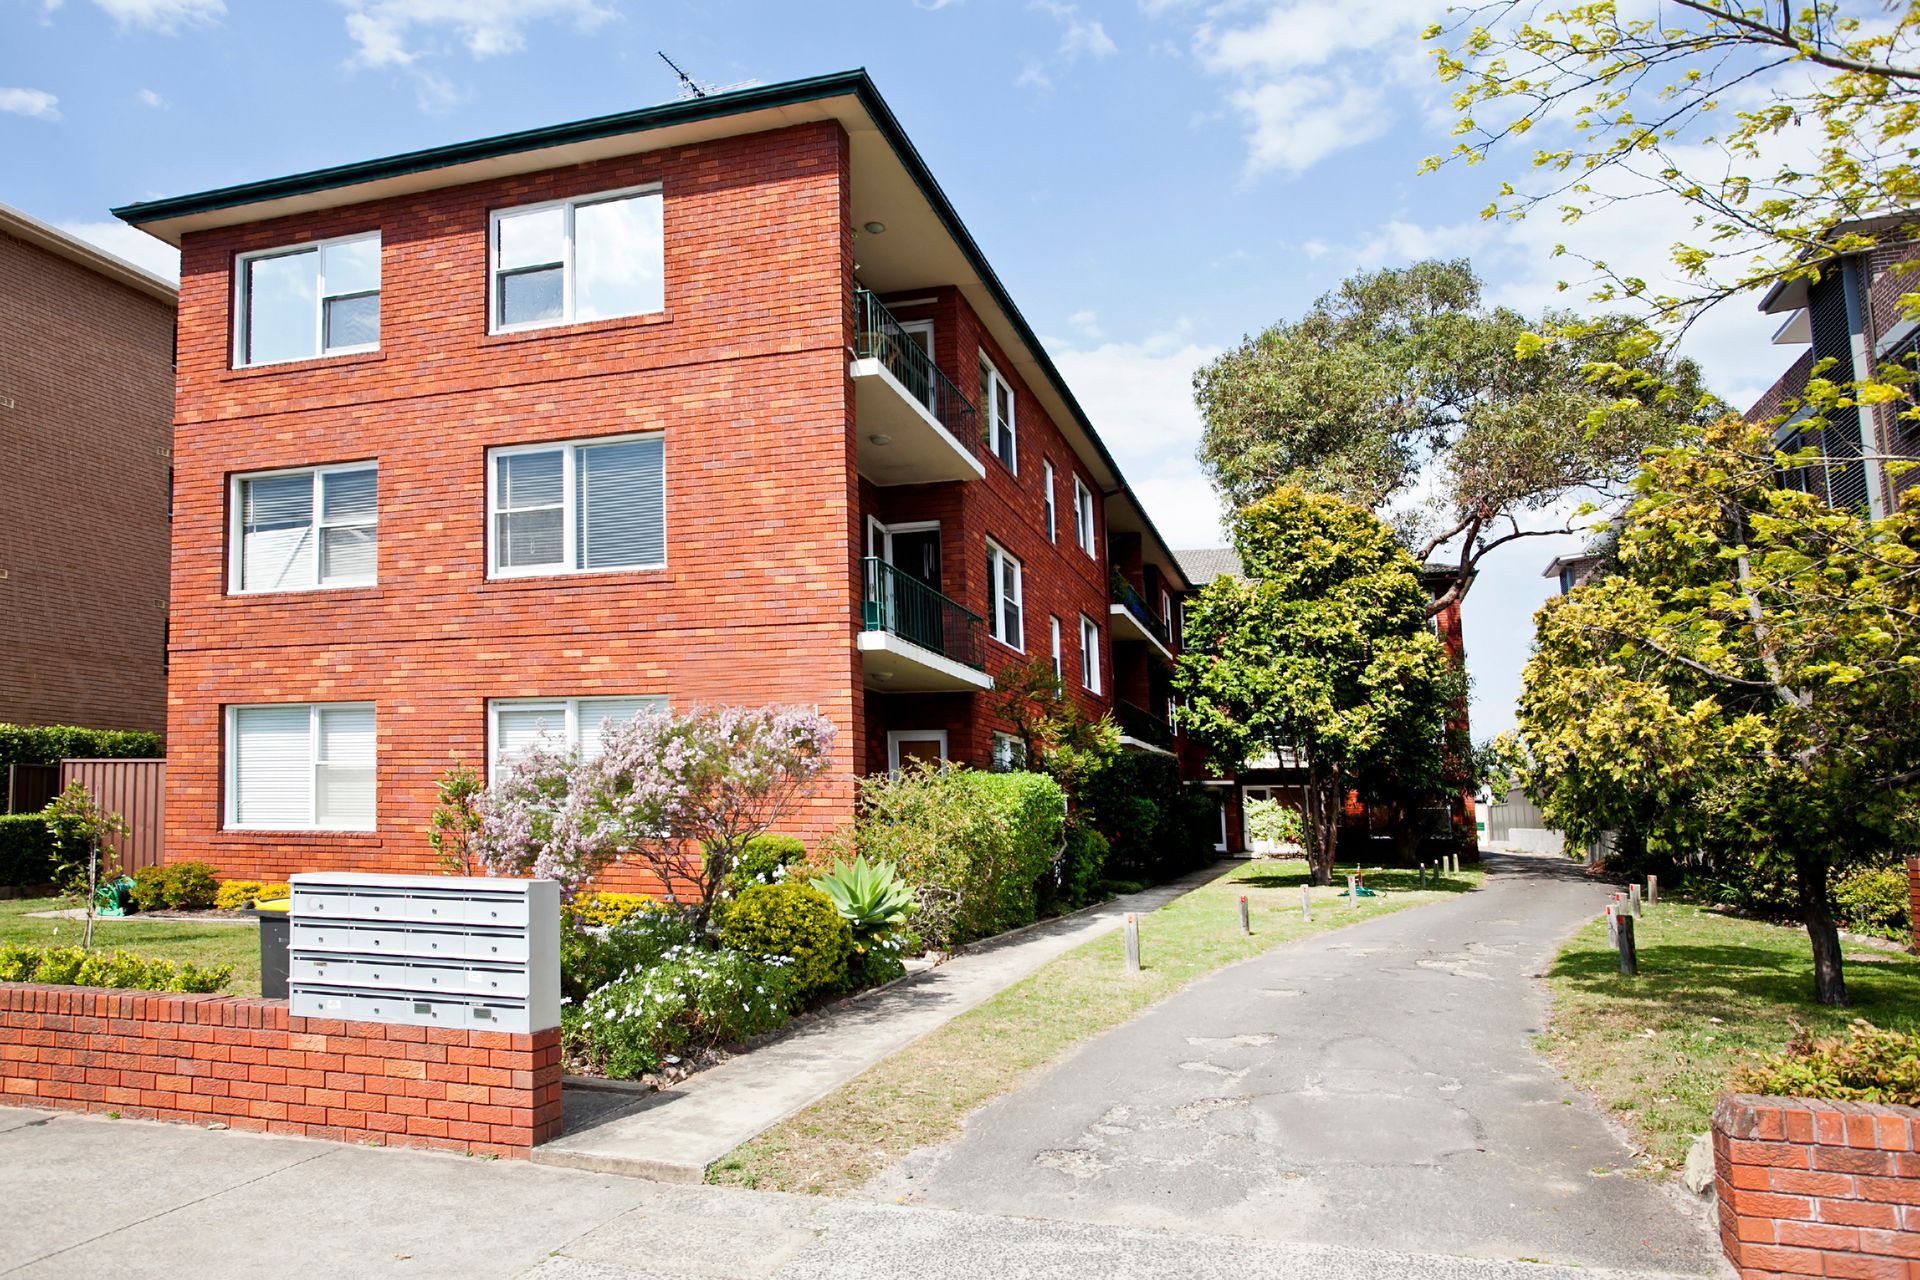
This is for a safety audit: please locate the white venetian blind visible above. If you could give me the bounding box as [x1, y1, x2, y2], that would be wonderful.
[241, 474, 317, 591]
[576, 438, 665, 569]
[577, 696, 666, 760]
[315, 704, 376, 830]
[493, 704, 568, 774]
[232, 705, 314, 827]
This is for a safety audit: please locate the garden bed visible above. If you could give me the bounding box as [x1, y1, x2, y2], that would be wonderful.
[0, 897, 259, 994]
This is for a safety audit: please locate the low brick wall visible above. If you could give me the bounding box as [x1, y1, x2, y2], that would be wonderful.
[1713, 1093, 1920, 1278]
[0, 985, 562, 1157]
[1907, 856, 1919, 953]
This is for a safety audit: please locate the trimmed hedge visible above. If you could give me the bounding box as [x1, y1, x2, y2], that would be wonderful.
[1078, 752, 1216, 883]
[719, 882, 852, 997]
[1736, 1019, 1920, 1108]
[0, 723, 162, 766]
[0, 942, 231, 993]
[0, 815, 56, 887]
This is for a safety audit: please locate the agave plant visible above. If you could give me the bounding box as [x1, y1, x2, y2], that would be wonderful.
[814, 856, 915, 931]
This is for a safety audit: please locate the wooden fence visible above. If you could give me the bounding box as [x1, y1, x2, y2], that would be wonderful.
[58, 759, 166, 872]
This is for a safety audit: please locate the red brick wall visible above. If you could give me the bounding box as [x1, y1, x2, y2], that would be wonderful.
[0, 985, 560, 1156]
[1908, 857, 1919, 955]
[0, 230, 174, 735]
[166, 122, 860, 883]
[1713, 1092, 1920, 1278]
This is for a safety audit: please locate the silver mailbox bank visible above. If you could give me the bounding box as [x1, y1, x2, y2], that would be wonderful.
[287, 873, 561, 1034]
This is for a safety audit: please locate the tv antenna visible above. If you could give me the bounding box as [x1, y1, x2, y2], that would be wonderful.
[658, 51, 757, 100]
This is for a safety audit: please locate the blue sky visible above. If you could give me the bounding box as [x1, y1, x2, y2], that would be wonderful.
[0, 0, 1784, 739]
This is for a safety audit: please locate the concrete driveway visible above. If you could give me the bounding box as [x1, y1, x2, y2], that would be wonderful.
[885, 850, 1728, 1276]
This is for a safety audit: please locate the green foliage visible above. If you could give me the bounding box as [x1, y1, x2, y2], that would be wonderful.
[1244, 798, 1304, 849]
[1052, 822, 1109, 913]
[42, 781, 129, 894]
[0, 941, 231, 992]
[991, 657, 1121, 796]
[129, 865, 171, 913]
[562, 891, 654, 929]
[126, 862, 221, 913]
[813, 857, 917, 988]
[1737, 1021, 1920, 1108]
[565, 944, 795, 1079]
[427, 762, 485, 875]
[0, 724, 161, 768]
[719, 882, 852, 998]
[1075, 752, 1213, 883]
[213, 881, 289, 911]
[728, 833, 809, 891]
[850, 766, 1065, 949]
[0, 815, 55, 888]
[560, 907, 697, 1004]
[1832, 866, 1915, 942]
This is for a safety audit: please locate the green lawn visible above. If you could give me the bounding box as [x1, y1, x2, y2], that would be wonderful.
[0, 896, 261, 995]
[1541, 901, 1920, 1171]
[708, 857, 1484, 1195]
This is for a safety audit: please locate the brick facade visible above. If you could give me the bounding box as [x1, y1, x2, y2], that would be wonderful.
[1908, 857, 1920, 954]
[1713, 1092, 1920, 1279]
[0, 985, 561, 1157]
[0, 218, 174, 735]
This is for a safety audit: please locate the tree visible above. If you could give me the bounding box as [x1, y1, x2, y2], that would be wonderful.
[991, 657, 1120, 797]
[1193, 260, 1713, 614]
[475, 704, 836, 931]
[1174, 489, 1460, 884]
[43, 781, 129, 949]
[1424, 1, 1920, 338]
[1517, 416, 1920, 1005]
[427, 762, 485, 875]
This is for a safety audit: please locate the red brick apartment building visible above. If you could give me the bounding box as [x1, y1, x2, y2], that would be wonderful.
[0, 204, 176, 737]
[113, 71, 1193, 884]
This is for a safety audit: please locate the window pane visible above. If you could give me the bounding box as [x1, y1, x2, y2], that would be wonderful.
[244, 249, 317, 365]
[500, 267, 564, 327]
[497, 205, 566, 271]
[498, 509, 564, 568]
[321, 468, 377, 523]
[317, 704, 375, 765]
[498, 450, 563, 510]
[322, 235, 380, 297]
[494, 706, 567, 771]
[241, 473, 316, 592]
[323, 293, 379, 351]
[574, 192, 664, 320]
[232, 706, 311, 827]
[578, 696, 665, 759]
[315, 705, 375, 830]
[577, 438, 665, 569]
[319, 525, 376, 583]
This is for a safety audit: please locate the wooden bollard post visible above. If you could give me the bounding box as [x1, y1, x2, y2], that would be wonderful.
[1301, 885, 1312, 921]
[1238, 894, 1251, 936]
[1605, 904, 1618, 947]
[1347, 874, 1358, 909]
[1124, 913, 1141, 973]
[1629, 883, 1642, 918]
[1647, 874, 1658, 907]
[1616, 914, 1638, 976]
[1417, 862, 1426, 886]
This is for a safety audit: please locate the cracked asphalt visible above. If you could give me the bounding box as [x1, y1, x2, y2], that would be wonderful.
[883, 849, 1730, 1276]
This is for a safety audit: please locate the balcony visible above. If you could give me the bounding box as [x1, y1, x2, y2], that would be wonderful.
[858, 557, 992, 693]
[851, 289, 986, 487]
[1109, 576, 1175, 665]
[1117, 700, 1175, 756]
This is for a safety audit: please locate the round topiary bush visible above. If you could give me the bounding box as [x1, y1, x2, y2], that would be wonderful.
[718, 881, 852, 998]
[729, 833, 809, 890]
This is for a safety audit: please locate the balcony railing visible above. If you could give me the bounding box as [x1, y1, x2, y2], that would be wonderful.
[1110, 576, 1173, 651]
[853, 289, 981, 455]
[861, 557, 985, 671]
[1117, 699, 1174, 750]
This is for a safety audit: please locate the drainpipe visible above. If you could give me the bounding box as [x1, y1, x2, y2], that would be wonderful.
[1841, 254, 1890, 518]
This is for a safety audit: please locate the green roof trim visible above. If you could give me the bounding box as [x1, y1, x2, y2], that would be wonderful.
[111, 68, 1190, 588]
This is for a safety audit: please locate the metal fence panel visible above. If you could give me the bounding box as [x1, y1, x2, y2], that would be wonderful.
[4, 764, 60, 815]
[58, 759, 166, 872]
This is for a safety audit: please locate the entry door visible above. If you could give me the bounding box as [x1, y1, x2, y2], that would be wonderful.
[868, 521, 944, 653]
[888, 730, 948, 774]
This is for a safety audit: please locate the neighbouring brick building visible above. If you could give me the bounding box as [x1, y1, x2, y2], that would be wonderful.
[0, 204, 176, 736]
[113, 71, 1194, 886]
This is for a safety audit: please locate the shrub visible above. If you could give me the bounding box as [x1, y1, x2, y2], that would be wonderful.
[852, 767, 1065, 949]
[563, 891, 653, 929]
[0, 815, 55, 887]
[1077, 753, 1212, 883]
[129, 865, 171, 913]
[1245, 798, 1304, 849]
[213, 881, 289, 911]
[568, 945, 794, 1078]
[428, 762, 485, 875]
[1736, 1020, 1920, 1108]
[720, 881, 852, 997]
[1832, 865, 1913, 941]
[1050, 822, 1109, 913]
[0, 942, 231, 993]
[729, 833, 808, 890]
[0, 723, 162, 766]
[560, 906, 697, 1003]
[813, 856, 917, 988]
[164, 863, 219, 910]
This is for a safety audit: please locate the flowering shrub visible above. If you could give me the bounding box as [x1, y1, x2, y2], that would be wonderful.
[560, 906, 696, 1003]
[727, 833, 809, 891]
[475, 704, 836, 929]
[213, 881, 290, 911]
[719, 882, 852, 998]
[1737, 1020, 1920, 1108]
[563, 892, 653, 929]
[567, 945, 795, 1078]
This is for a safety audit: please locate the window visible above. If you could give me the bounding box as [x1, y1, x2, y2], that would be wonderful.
[1049, 615, 1063, 682]
[489, 435, 665, 577]
[491, 187, 664, 332]
[979, 353, 1016, 472]
[226, 702, 375, 831]
[1072, 476, 1096, 554]
[986, 539, 1023, 649]
[991, 731, 1028, 772]
[1043, 461, 1057, 542]
[231, 464, 377, 593]
[887, 729, 948, 774]
[1079, 613, 1102, 693]
[235, 233, 380, 367]
[488, 696, 667, 780]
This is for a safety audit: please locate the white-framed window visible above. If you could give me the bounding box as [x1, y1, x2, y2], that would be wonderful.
[487, 695, 667, 781]
[986, 538, 1024, 650]
[490, 186, 664, 333]
[1073, 476, 1096, 554]
[234, 232, 381, 368]
[1049, 615, 1063, 682]
[1043, 460, 1057, 542]
[225, 702, 375, 831]
[488, 434, 665, 577]
[979, 352, 1016, 473]
[991, 731, 1028, 772]
[887, 729, 948, 774]
[1079, 613, 1102, 693]
[230, 463, 377, 593]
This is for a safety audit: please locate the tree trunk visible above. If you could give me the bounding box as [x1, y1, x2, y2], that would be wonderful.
[1303, 765, 1339, 886]
[1794, 851, 1848, 1007]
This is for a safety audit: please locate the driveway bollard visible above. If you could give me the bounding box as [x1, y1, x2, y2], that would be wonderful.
[1124, 913, 1141, 973]
[1647, 874, 1658, 908]
[1301, 885, 1312, 922]
[1629, 883, 1642, 918]
[1605, 904, 1618, 947]
[1238, 895, 1251, 936]
[1347, 874, 1358, 909]
[1616, 914, 1638, 976]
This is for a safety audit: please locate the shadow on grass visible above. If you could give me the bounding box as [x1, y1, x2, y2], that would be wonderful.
[1235, 863, 1479, 895]
[1549, 939, 1920, 1030]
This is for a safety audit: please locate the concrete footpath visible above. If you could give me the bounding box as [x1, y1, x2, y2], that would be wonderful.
[0, 1106, 1715, 1280]
[535, 863, 1233, 1181]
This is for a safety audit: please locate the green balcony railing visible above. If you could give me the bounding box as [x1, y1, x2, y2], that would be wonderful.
[853, 288, 981, 455]
[1117, 699, 1174, 750]
[1110, 575, 1174, 651]
[861, 557, 986, 671]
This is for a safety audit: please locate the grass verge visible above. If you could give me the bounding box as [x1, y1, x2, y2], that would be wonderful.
[707, 856, 1483, 1194]
[1541, 901, 1920, 1171]
[0, 896, 260, 994]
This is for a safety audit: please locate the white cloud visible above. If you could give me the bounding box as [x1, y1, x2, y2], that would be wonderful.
[1019, 0, 1115, 89]
[91, 0, 225, 31]
[56, 221, 181, 283]
[1067, 308, 1104, 339]
[339, 0, 616, 69]
[1228, 78, 1389, 175]
[0, 88, 61, 120]
[135, 87, 167, 108]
